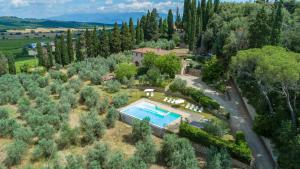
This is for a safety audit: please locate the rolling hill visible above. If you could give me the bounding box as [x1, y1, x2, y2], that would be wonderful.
[0, 16, 111, 31]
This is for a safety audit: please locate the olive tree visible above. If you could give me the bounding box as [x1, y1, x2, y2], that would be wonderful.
[105, 107, 119, 128]
[86, 143, 109, 168]
[134, 137, 157, 165]
[132, 118, 152, 143]
[4, 140, 28, 167]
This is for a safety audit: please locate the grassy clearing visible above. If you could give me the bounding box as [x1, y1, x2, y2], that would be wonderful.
[15, 57, 38, 73]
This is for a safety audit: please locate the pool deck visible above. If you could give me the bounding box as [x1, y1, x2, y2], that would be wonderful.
[119, 98, 191, 132]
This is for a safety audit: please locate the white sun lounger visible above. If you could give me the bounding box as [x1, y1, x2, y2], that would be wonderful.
[164, 97, 168, 102]
[198, 107, 203, 113]
[185, 103, 190, 109]
[150, 92, 154, 97]
[167, 98, 172, 103]
[146, 92, 149, 97]
[171, 99, 176, 104]
[190, 105, 194, 110]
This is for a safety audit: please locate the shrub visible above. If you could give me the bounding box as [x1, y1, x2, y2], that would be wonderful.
[169, 78, 187, 93]
[115, 63, 137, 81]
[90, 71, 103, 85]
[56, 123, 79, 149]
[235, 131, 246, 144]
[4, 140, 28, 167]
[86, 143, 109, 168]
[49, 80, 63, 95]
[125, 156, 147, 169]
[67, 79, 82, 93]
[132, 118, 152, 143]
[60, 90, 77, 108]
[17, 97, 31, 116]
[36, 124, 55, 140]
[0, 108, 9, 120]
[37, 76, 49, 88]
[107, 151, 125, 169]
[49, 70, 68, 83]
[105, 107, 119, 128]
[13, 127, 34, 144]
[202, 119, 229, 137]
[79, 87, 99, 109]
[0, 119, 20, 138]
[67, 66, 77, 78]
[134, 137, 157, 165]
[112, 92, 129, 108]
[179, 122, 252, 163]
[32, 139, 57, 160]
[206, 147, 231, 169]
[98, 97, 109, 114]
[161, 134, 199, 169]
[105, 80, 121, 93]
[65, 155, 85, 169]
[80, 112, 106, 144]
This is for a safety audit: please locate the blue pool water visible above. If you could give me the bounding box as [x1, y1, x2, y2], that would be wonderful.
[121, 101, 181, 128]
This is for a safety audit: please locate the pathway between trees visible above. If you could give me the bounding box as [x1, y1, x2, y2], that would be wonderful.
[176, 75, 275, 169]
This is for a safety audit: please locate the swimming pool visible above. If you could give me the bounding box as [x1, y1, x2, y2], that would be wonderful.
[120, 101, 181, 128]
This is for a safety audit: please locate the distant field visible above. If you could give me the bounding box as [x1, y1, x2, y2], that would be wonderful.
[0, 38, 50, 55]
[15, 57, 38, 73]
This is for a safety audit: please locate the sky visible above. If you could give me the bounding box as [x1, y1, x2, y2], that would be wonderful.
[0, 0, 250, 18]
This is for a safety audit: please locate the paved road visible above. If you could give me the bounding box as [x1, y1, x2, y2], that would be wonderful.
[177, 75, 275, 169]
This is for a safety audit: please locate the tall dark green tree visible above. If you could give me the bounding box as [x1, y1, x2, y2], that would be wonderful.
[47, 43, 53, 69]
[129, 17, 136, 48]
[110, 22, 121, 53]
[91, 27, 98, 57]
[167, 9, 174, 40]
[214, 0, 220, 13]
[75, 36, 84, 62]
[175, 6, 182, 29]
[7, 55, 16, 74]
[249, 7, 271, 48]
[196, 1, 202, 38]
[85, 29, 92, 57]
[121, 22, 132, 51]
[201, 0, 207, 30]
[60, 34, 68, 66]
[99, 26, 110, 58]
[54, 37, 61, 65]
[67, 29, 74, 63]
[270, 0, 284, 45]
[183, 0, 191, 43]
[136, 19, 141, 45]
[189, 0, 197, 51]
[36, 42, 44, 66]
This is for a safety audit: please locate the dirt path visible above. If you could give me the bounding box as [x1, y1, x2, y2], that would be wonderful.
[176, 75, 275, 169]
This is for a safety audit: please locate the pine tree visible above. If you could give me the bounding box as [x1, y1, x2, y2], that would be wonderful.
[91, 27, 98, 57]
[99, 26, 110, 58]
[167, 9, 174, 40]
[76, 36, 84, 61]
[270, 0, 283, 45]
[136, 19, 141, 45]
[36, 42, 44, 66]
[110, 22, 121, 53]
[7, 55, 16, 74]
[67, 29, 74, 63]
[54, 37, 62, 65]
[249, 7, 271, 48]
[47, 43, 53, 69]
[85, 29, 92, 57]
[129, 17, 135, 48]
[60, 34, 68, 66]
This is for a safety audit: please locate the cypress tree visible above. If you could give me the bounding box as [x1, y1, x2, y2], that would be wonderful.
[189, 0, 197, 51]
[214, 0, 220, 13]
[159, 18, 164, 35]
[140, 28, 144, 42]
[76, 36, 84, 61]
[196, 1, 202, 38]
[85, 29, 92, 57]
[150, 9, 159, 41]
[60, 34, 68, 66]
[7, 55, 16, 74]
[201, 0, 207, 31]
[136, 19, 141, 45]
[36, 42, 43, 66]
[270, 0, 283, 45]
[99, 26, 110, 58]
[167, 9, 174, 40]
[47, 42, 53, 69]
[183, 0, 191, 43]
[110, 22, 121, 53]
[54, 37, 61, 65]
[204, 0, 213, 30]
[67, 29, 74, 63]
[249, 7, 271, 48]
[91, 27, 98, 57]
[129, 17, 136, 48]
[175, 6, 182, 29]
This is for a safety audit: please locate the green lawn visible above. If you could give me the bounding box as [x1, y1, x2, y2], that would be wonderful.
[15, 57, 38, 73]
[0, 38, 50, 55]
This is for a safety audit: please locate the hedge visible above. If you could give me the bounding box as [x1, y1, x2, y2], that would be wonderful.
[179, 122, 252, 164]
